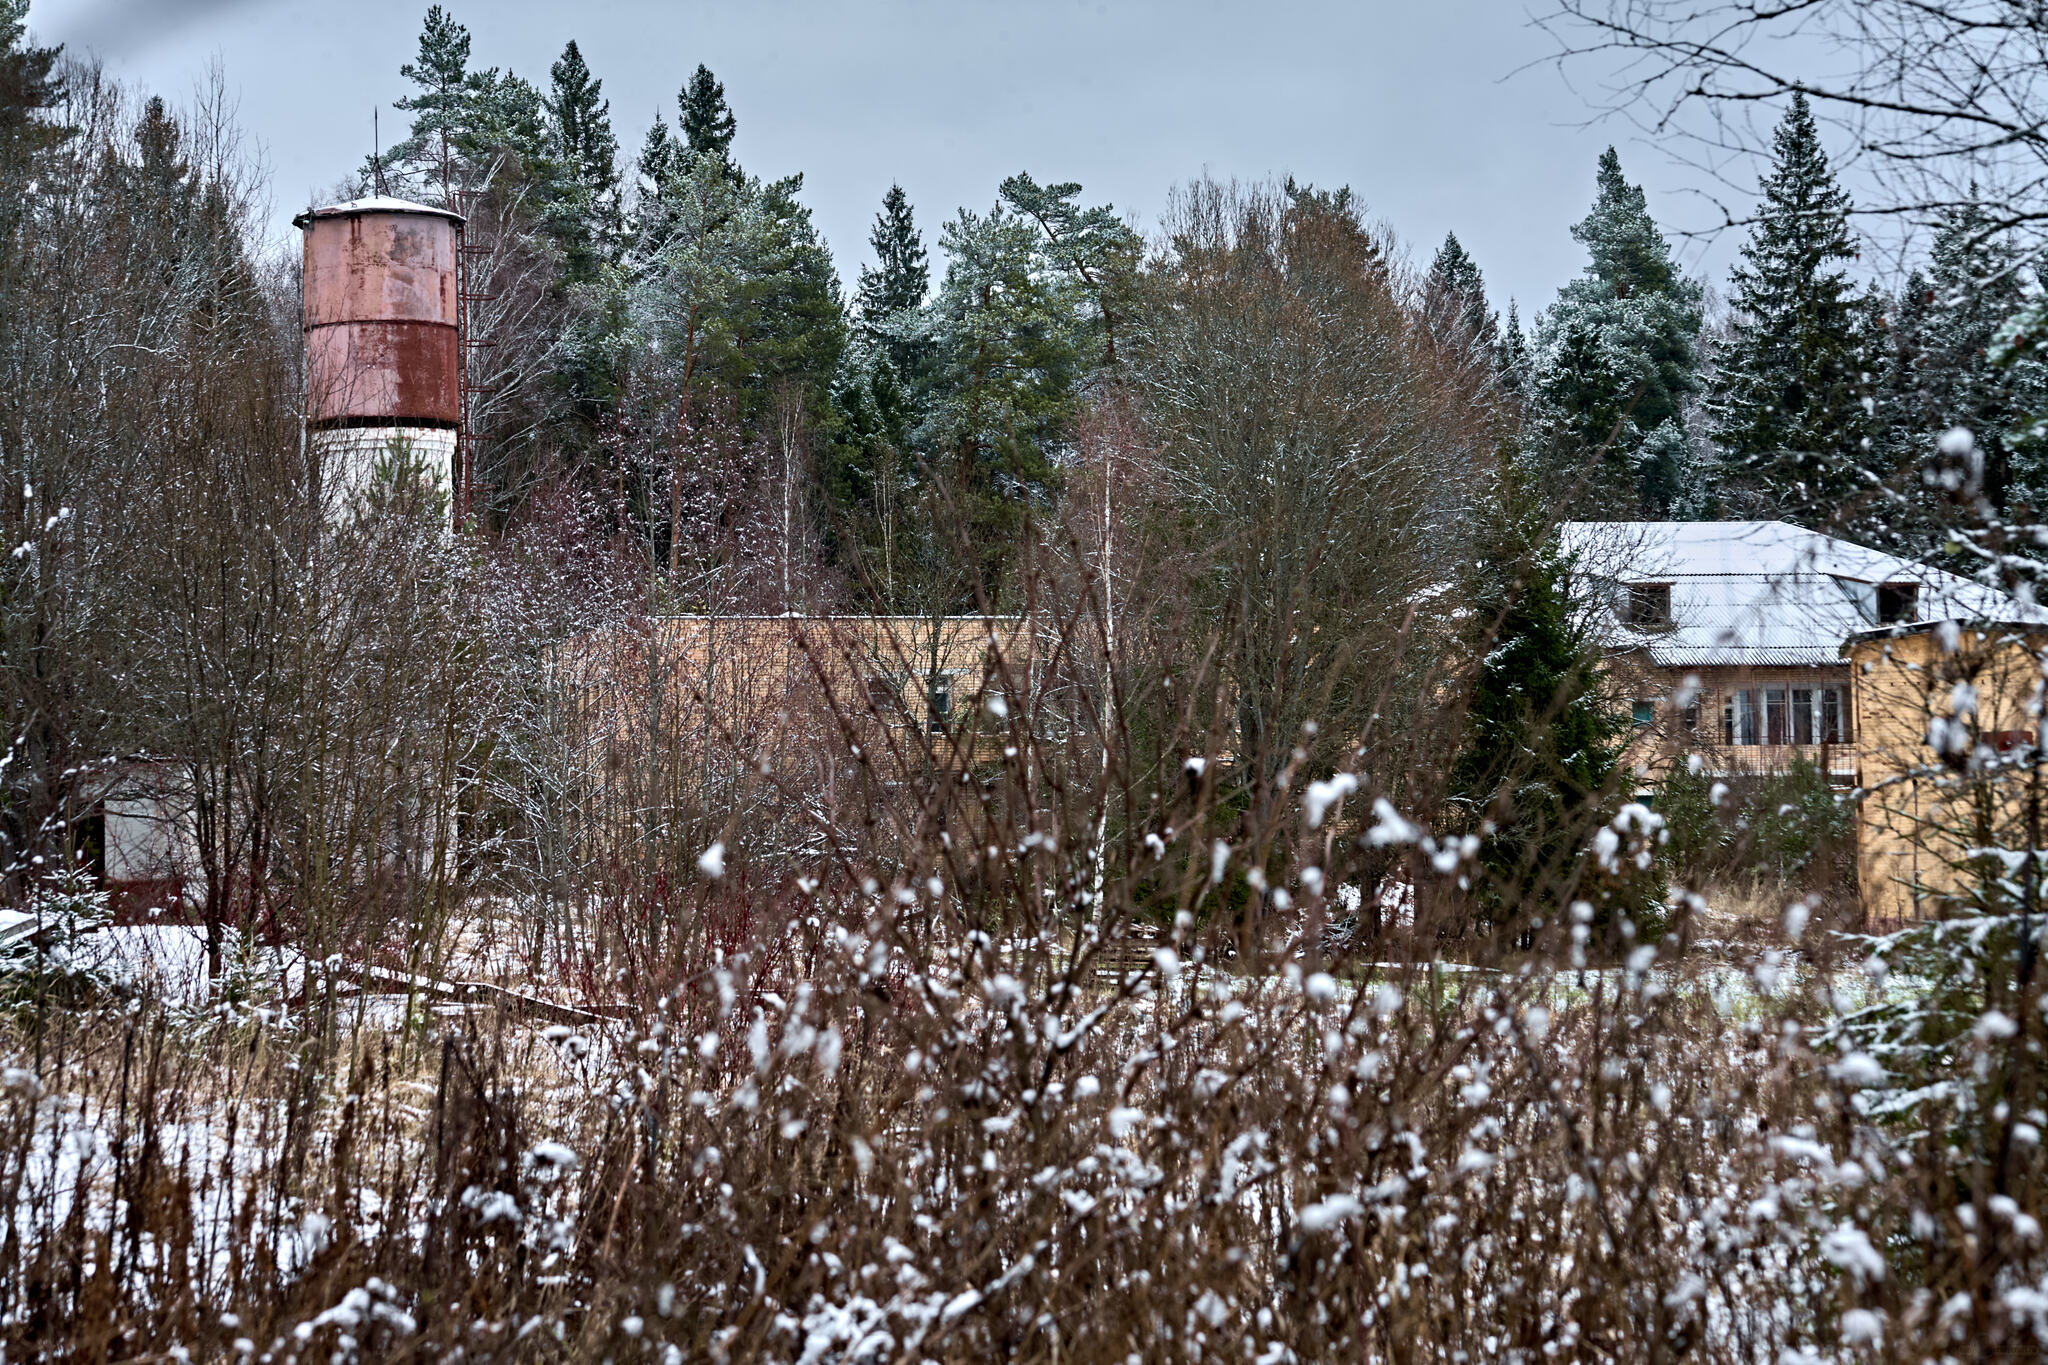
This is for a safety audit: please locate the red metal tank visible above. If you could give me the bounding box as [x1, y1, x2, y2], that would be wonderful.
[294, 197, 464, 428]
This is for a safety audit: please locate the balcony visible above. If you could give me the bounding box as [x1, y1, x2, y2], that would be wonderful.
[1684, 742, 1859, 783]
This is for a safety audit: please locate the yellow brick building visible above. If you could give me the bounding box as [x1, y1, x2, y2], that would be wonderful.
[1844, 620, 2048, 924]
[1563, 521, 2021, 788]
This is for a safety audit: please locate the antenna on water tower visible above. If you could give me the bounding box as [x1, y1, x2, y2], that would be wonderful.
[372, 108, 385, 196]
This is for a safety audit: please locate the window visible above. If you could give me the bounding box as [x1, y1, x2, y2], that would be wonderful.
[1993, 729, 2035, 754]
[1790, 687, 1849, 745]
[1877, 582, 1918, 624]
[1763, 686, 1788, 745]
[926, 674, 952, 734]
[1627, 583, 1672, 628]
[1724, 689, 1758, 746]
[1632, 699, 1657, 728]
[70, 810, 106, 882]
[1724, 685, 1847, 746]
[866, 676, 903, 714]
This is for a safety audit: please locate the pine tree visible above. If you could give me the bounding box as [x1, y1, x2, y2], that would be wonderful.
[928, 204, 1085, 602]
[547, 40, 623, 273]
[680, 64, 737, 173]
[464, 69, 556, 169]
[909, 178, 1137, 605]
[998, 172, 1141, 368]
[1711, 94, 1871, 523]
[1532, 148, 1704, 515]
[1426, 231, 1498, 354]
[386, 10, 569, 215]
[390, 5, 475, 202]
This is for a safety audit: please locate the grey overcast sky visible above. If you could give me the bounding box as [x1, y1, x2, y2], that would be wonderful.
[21, 0, 1745, 315]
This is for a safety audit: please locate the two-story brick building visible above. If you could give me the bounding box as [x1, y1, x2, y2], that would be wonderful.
[1562, 520, 2026, 784]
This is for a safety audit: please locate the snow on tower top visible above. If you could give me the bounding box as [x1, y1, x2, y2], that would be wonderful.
[292, 195, 465, 228]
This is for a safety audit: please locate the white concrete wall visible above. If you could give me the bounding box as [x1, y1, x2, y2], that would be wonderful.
[313, 425, 457, 523]
[92, 765, 199, 901]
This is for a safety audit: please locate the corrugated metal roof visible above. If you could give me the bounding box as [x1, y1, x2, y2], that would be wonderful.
[1561, 520, 2043, 668]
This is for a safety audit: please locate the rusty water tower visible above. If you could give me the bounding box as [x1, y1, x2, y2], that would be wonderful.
[293, 196, 465, 519]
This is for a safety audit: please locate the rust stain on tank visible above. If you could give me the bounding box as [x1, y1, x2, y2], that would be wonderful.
[295, 198, 463, 427]
[305, 322, 460, 424]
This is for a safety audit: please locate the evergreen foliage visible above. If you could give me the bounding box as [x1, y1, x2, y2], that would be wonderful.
[997, 173, 1141, 368]
[0, 868, 117, 1012]
[853, 184, 934, 394]
[388, 5, 475, 200]
[680, 64, 737, 173]
[635, 116, 678, 214]
[856, 186, 929, 326]
[1532, 149, 1704, 516]
[1736, 756, 1853, 885]
[1710, 95, 1873, 523]
[1449, 488, 1622, 922]
[0, 0, 64, 182]
[922, 178, 1135, 602]
[1498, 300, 1530, 395]
[730, 173, 846, 427]
[1651, 758, 1722, 883]
[827, 187, 935, 606]
[1873, 205, 2048, 547]
[1426, 231, 1499, 355]
[547, 40, 623, 275]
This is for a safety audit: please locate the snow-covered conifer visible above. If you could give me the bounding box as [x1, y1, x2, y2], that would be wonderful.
[1709, 94, 1872, 523]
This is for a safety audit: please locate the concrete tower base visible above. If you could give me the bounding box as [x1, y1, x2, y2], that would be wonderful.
[313, 425, 457, 522]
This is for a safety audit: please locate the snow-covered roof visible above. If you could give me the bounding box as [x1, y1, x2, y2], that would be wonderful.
[291, 195, 464, 228]
[1560, 520, 2041, 669]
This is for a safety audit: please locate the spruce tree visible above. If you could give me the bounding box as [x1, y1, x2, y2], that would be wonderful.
[1426, 231, 1498, 354]
[636, 117, 677, 200]
[0, 0, 63, 182]
[632, 65, 737, 256]
[547, 40, 623, 272]
[851, 184, 934, 424]
[1532, 148, 1704, 515]
[1499, 300, 1531, 395]
[856, 185, 929, 324]
[825, 351, 920, 607]
[629, 115, 680, 256]
[1450, 488, 1622, 925]
[1874, 206, 2048, 541]
[828, 187, 934, 605]
[1711, 94, 1871, 523]
[730, 172, 846, 426]
[680, 64, 737, 174]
